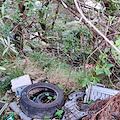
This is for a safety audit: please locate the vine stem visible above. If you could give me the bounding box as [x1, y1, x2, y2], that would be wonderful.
[74, 0, 120, 54]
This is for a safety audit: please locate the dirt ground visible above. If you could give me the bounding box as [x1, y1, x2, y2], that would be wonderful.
[24, 58, 80, 92]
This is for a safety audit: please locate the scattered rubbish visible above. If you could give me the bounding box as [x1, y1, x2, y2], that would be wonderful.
[2, 113, 14, 120]
[63, 83, 120, 120]
[20, 83, 64, 119]
[11, 75, 32, 94]
[16, 86, 27, 97]
[0, 101, 8, 115]
[62, 91, 91, 120]
[84, 83, 120, 103]
[9, 101, 31, 120]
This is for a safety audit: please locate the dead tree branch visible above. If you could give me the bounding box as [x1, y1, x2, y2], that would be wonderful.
[74, 0, 120, 54]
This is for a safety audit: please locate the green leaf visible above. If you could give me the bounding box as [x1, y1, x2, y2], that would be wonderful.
[82, 81, 87, 87]
[45, 81, 49, 83]
[2, 47, 9, 56]
[47, 96, 52, 100]
[106, 64, 114, 69]
[63, 90, 66, 93]
[95, 77, 100, 82]
[10, 48, 18, 55]
[99, 54, 103, 59]
[115, 39, 120, 46]
[93, 80, 97, 86]
[0, 19, 4, 26]
[58, 84, 63, 89]
[45, 93, 49, 96]
[53, 95, 57, 99]
[54, 109, 64, 117]
[44, 116, 50, 119]
[104, 68, 111, 76]
[104, 47, 109, 53]
[111, 48, 116, 54]
[96, 68, 104, 75]
[88, 100, 93, 104]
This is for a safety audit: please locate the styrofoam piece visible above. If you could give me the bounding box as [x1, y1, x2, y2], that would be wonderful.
[11, 75, 32, 93]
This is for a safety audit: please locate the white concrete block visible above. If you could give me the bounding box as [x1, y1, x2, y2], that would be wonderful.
[11, 75, 32, 93]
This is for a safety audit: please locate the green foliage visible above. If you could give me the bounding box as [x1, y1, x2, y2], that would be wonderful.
[0, 2, 18, 59]
[67, 0, 74, 5]
[54, 109, 64, 118]
[80, 75, 100, 87]
[0, 0, 52, 59]
[44, 115, 50, 119]
[95, 0, 120, 15]
[1, 0, 118, 91]
[111, 38, 120, 64]
[54, 25, 92, 56]
[0, 60, 24, 97]
[0, 37, 18, 56]
[45, 93, 52, 100]
[58, 84, 63, 89]
[80, 37, 120, 87]
[45, 92, 57, 101]
[95, 52, 114, 76]
[30, 52, 59, 70]
[88, 99, 93, 104]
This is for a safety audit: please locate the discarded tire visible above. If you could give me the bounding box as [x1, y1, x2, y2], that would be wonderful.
[20, 83, 64, 119]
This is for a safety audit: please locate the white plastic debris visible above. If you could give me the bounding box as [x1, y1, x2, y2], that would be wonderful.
[84, 0, 102, 10]
[11, 75, 32, 94]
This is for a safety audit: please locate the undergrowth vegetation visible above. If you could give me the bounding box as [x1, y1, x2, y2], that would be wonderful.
[0, 67, 24, 96]
[30, 52, 87, 82]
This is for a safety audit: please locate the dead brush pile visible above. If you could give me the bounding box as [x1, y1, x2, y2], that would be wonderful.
[82, 92, 120, 120]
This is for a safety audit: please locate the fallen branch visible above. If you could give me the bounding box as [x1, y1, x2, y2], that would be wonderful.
[74, 0, 120, 54]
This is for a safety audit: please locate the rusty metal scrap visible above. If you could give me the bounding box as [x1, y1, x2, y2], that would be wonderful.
[82, 92, 120, 120]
